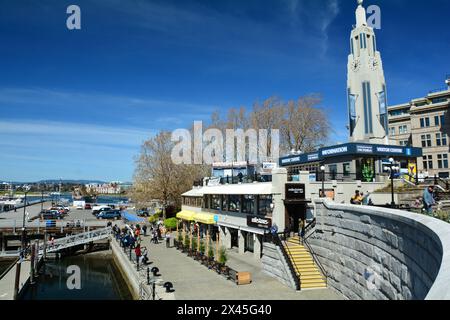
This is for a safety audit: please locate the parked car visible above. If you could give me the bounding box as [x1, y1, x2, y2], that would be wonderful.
[97, 210, 122, 220]
[84, 203, 92, 210]
[92, 205, 111, 215]
[40, 210, 64, 220]
[137, 209, 150, 217]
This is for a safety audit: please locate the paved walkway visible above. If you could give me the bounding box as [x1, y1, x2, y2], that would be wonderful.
[139, 235, 342, 300]
[0, 260, 30, 300]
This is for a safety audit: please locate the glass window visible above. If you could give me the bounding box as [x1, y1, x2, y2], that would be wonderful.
[428, 155, 433, 170]
[441, 115, 446, 126]
[229, 195, 241, 213]
[438, 154, 449, 169]
[423, 156, 428, 170]
[443, 134, 448, 146]
[210, 195, 221, 210]
[437, 133, 442, 146]
[343, 163, 351, 176]
[242, 195, 255, 214]
[258, 195, 272, 216]
[420, 118, 425, 128]
[222, 195, 228, 211]
[399, 125, 408, 134]
[421, 135, 431, 147]
[435, 116, 440, 126]
[389, 127, 395, 136]
[425, 118, 430, 127]
[204, 195, 209, 209]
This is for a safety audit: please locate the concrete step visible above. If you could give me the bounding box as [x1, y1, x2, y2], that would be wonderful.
[301, 282, 327, 289]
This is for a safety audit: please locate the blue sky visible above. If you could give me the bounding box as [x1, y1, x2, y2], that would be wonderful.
[0, 0, 449, 182]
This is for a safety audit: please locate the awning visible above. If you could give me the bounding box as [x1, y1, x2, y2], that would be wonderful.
[194, 212, 216, 225]
[176, 210, 196, 221]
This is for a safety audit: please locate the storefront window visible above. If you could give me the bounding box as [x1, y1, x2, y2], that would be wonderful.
[211, 195, 221, 211]
[343, 163, 351, 177]
[222, 195, 228, 211]
[258, 195, 272, 216]
[242, 195, 255, 214]
[229, 195, 241, 212]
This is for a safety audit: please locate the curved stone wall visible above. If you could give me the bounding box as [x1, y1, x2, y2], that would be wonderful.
[310, 199, 450, 300]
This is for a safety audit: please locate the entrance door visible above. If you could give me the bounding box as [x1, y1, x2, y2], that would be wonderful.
[230, 229, 239, 248]
[285, 203, 307, 233]
[245, 232, 254, 253]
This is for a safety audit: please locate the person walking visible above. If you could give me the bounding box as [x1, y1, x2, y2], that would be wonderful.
[142, 224, 147, 237]
[423, 186, 436, 215]
[165, 231, 171, 248]
[135, 244, 141, 267]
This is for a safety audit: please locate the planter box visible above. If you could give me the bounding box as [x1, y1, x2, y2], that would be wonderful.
[236, 272, 252, 285]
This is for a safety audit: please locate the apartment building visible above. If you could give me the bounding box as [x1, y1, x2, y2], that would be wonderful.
[388, 76, 450, 178]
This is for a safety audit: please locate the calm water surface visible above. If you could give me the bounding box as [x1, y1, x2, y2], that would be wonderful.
[20, 253, 132, 300]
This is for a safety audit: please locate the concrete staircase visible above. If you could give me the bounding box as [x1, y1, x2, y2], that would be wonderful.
[284, 236, 327, 290]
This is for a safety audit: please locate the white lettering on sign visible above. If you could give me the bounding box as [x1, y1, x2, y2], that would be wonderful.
[251, 217, 270, 225]
[357, 145, 373, 153]
[376, 147, 402, 154]
[322, 147, 348, 156]
[308, 154, 319, 161]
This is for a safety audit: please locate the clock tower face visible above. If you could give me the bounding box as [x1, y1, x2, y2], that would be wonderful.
[351, 59, 361, 72]
[368, 57, 379, 70]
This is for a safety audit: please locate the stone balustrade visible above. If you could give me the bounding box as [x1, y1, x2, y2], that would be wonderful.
[309, 199, 450, 300]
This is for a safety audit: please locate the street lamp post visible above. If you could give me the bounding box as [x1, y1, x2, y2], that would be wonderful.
[21, 185, 31, 253]
[320, 165, 326, 198]
[385, 158, 399, 209]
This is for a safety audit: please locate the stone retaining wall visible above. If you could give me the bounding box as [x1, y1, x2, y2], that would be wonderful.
[310, 199, 450, 300]
[261, 242, 297, 290]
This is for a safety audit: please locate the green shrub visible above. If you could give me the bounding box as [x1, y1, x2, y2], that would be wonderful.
[164, 217, 177, 230]
[148, 211, 162, 224]
[218, 247, 228, 265]
[177, 232, 183, 242]
[192, 238, 198, 251]
[184, 237, 190, 247]
[199, 241, 205, 254]
[208, 246, 214, 259]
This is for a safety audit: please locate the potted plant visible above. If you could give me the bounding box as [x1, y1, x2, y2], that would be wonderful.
[183, 237, 190, 253]
[207, 247, 215, 269]
[218, 247, 229, 274]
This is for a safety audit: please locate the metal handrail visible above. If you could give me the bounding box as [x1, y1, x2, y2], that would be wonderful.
[270, 233, 301, 290]
[303, 235, 328, 284]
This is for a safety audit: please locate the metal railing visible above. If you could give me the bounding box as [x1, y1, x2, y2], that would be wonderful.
[38, 227, 112, 255]
[266, 232, 301, 291]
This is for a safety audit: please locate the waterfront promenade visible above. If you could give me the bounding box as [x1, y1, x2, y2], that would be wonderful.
[0, 260, 30, 300]
[138, 235, 342, 300]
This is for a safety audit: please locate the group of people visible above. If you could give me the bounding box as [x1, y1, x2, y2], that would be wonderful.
[350, 186, 438, 215]
[113, 224, 149, 266]
[350, 190, 373, 206]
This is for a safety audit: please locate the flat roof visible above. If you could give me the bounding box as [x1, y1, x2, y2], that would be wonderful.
[182, 182, 273, 197]
[279, 142, 422, 167]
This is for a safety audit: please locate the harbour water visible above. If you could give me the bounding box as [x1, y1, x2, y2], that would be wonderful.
[20, 252, 133, 300]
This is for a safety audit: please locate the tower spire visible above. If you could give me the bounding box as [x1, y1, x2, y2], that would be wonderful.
[356, 0, 367, 27]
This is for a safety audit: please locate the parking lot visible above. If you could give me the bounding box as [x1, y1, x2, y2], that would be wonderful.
[0, 202, 127, 229]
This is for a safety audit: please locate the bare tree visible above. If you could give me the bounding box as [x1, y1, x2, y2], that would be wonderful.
[281, 94, 330, 153]
[132, 131, 208, 219]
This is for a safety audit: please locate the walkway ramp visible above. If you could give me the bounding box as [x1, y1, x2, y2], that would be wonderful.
[284, 236, 327, 290]
[38, 227, 111, 255]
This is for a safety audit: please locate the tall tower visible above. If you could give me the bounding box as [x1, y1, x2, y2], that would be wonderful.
[347, 0, 389, 144]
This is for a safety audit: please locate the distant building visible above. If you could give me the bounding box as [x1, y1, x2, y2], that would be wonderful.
[388, 76, 450, 178]
[85, 182, 122, 194]
[0, 182, 12, 192]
